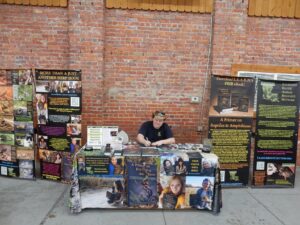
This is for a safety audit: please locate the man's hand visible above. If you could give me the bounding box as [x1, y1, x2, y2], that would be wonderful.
[151, 140, 164, 146]
[144, 140, 152, 147]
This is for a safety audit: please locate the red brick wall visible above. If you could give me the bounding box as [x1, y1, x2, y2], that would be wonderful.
[103, 10, 211, 143]
[245, 17, 300, 65]
[1, 0, 300, 164]
[213, 0, 248, 75]
[0, 5, 69, 68]
[67, 1, 105, 140]
[213, 0, 300, 74]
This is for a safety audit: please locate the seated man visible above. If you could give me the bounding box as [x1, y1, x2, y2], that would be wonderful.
[137, 111, 175, 147]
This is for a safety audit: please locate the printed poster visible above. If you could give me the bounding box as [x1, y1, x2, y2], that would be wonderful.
[209, 75, 254, 187]
[0, 69, 35, 179]
[35, 69, 82, 182]
[209, 117, 251, 186]
[253, 80, 299, 187]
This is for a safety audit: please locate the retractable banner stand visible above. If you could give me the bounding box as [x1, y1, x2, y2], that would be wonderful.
[253, 80, 299, 187]
[0, 69, 35, 179]
[209, 75, 255, 187]
[35, 69, 82, 182]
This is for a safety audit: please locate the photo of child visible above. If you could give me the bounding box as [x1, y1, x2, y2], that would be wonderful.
[159, 175, 185, 209]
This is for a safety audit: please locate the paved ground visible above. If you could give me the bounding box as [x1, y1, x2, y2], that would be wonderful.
[0, 168, 299, 225]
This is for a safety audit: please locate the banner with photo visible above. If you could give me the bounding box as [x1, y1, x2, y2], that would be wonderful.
[209, 75, 255, 117]
[35, 69, 82, 182]
[209, 75, 255, 187]
[69, 146, 222, 213]
[253, 80, 299, 187]
[0, 69, 35, 179]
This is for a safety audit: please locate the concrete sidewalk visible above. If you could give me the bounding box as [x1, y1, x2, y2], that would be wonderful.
[1, 168, 299, 225]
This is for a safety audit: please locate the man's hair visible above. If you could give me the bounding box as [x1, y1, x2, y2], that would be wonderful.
[152, 110, 166, 119]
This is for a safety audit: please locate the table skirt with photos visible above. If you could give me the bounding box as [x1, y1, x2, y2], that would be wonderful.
[69, 145, 222, 213]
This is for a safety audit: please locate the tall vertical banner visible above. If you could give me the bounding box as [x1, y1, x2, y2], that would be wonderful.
[209, 75, 255, 187]
[35, 69, 82, 182]
[253, 80, 299, 187]
[0, 69, 35, 179]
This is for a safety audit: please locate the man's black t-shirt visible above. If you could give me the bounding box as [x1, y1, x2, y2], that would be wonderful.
[138, 121, 173, 143]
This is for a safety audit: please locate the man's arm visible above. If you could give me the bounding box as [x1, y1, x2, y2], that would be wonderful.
[137, 133, 152, 147]
[151, 137, 175, 146]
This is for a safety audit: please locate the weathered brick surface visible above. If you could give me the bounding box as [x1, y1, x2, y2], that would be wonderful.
[0, 5, 69, 68]
[104, 9, 211, 143]
[68, 0, 105, 140]
[0, 0, 299, 165]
